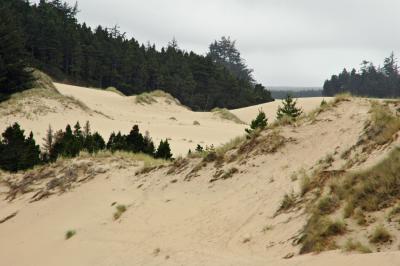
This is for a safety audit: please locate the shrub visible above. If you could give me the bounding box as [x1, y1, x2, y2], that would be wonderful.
[276, 94, 302, 120]
[193, 120, 200, 126]
[245, 109, 268, 136]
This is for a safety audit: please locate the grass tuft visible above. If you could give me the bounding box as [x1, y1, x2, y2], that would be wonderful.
[211, 108, 245, 124]
[343, 238, 372, 253]
[370, 225, 391, 244]
[113, 204, 127, 220]
[65, 230, 76, 240]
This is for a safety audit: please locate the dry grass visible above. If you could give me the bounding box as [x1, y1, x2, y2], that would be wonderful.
[211, 108, 245, 124]
[365, 101, 400, 145]
[278, 191, 297, 212]
[369, 225, 391, 244]
[0, 69, 90, 118]
[333, 92, 352, 104]
[113, 204, 127, 220]
[316, 195, 340, 215]
[300, 215, 346, 254]
[343, 238, 372, 253]
[135, 90, 179, 105]
[333, 147, 400, 213]
[105, 86, 125, 96]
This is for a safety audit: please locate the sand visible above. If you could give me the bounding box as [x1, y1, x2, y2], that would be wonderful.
[0, 83, 327, 156]
[1, 84, 399, 266]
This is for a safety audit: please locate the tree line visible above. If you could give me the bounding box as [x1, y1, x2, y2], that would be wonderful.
[0, 122, 172, 172]
[0, 0, 273, 110]
[323, 53, 400, 98]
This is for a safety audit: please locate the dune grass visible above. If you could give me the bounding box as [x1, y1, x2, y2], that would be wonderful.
[300, 214, 346, 254]
[135, 90, 179, 105]
[332, 147, 400, 214]
[370, 225, 391, 244]
[113, 204, 127, 220]
[343, 238, 372, 253]
[366, 101, 400, 145]
[105, 86, 125, 96]
[65, 230, 76, 240]
[211, 108, 245, 124]
[0, 69, 90, 117]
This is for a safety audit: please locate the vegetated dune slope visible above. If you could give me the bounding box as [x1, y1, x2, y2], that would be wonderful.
[0, 80, 327, 155]
[1, 96, 400, 266]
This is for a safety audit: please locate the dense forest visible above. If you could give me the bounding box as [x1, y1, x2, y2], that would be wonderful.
[323, 53, 400, 98]
[0, 0, 273, 110]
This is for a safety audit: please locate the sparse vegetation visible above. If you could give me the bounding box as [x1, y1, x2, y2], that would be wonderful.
[332, 147, 400, 213]
[65, 230, 76, 240]
[365, 101, 400, 145]
[343, 238, 372, 253]
[211, 108, 245, 124]
[261, 225, 274, 233]
[278, 191, 297, 212]
[276, 94, 303, 120]
[316, 196, 339, 215]
[245, 109, 268, 136]
[113, 204, 127, 220]
[370, 225, 391, 244]
[105, 86, 125, 96]
[135, 90, 179, 105]
[300, 216, 346, 254]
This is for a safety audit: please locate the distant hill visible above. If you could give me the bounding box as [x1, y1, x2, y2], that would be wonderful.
[269, 87, 322, 99]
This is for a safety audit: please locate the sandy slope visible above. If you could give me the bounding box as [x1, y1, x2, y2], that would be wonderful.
[231, 97, 329, 124]
[0, 82, 327, 156]
[1, 97, 400, 265]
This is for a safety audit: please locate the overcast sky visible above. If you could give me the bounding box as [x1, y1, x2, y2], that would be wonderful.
[37, 0, 400, 87]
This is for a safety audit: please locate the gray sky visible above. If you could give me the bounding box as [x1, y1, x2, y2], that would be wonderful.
[37, 0, 400, 87]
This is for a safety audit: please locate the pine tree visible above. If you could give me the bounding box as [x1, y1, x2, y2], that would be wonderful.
[155, 139, 173, 160]
[143, 131, 155, 156]
[126, 125, 144, 153]
[245, 109, 268, 136]
[276, 94, 303, 120]
[0, 123, 40, 172]
[42, 125, 54, 155]
[0, 5, 33, 100]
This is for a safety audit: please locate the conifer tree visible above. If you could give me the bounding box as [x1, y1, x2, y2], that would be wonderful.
[276, 94, 303, 120]
[0, 123, 40, 171]
[0, 5, 33, 100]
[245, 109, 268, 136]
[155, 139, 173, 160]
[143, 131, 155, 156]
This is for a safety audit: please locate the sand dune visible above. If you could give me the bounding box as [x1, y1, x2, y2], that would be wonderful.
[0, 83, 327, 156]
[1, 94, 400, 265]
